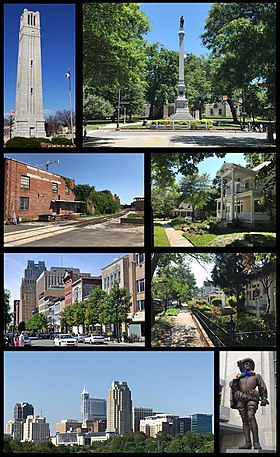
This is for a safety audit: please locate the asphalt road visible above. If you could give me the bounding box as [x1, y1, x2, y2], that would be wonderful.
[83, 130, 275, 148]
[14, 339, 144, 348]
[4, 217, 144, 247]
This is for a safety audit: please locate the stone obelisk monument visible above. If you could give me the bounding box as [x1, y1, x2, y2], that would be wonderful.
[170, 15, 194, 120]
[14, 9, 46, 138]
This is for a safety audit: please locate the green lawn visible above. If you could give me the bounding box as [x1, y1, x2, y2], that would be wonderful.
[183, 232, 276, 247]
[154, 223, 170, 247]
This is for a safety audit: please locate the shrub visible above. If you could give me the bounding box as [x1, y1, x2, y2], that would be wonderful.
[171, 216, 187, 224]
[226, 296, 237, 307]
[51, 137, 73, 145]
[5, 136, 44, 148]
[210, 297, 222, 307]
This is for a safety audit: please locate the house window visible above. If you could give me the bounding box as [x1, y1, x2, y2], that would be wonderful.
[236, 201, 243, 214]
[104, 277, 107, 289]
[254, 200, 262, 212]
[136, 279, 145, 293]
[65, 186, 69, 195]
[210, 108, 213, 115]
[20, 197, 29, 210]
[52, 182, 58, 193]
[218, 108, 222, 115]
[244, 180, 250, 190]
[117, 271, 121, 284]
[136, 300, 145, 311]
[21, 175, 30, 189]
[136, 253, 145, 265]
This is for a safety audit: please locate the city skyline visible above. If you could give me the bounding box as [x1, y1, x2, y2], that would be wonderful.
[4, 4, 76, 117]
[4, 352, 214, 435]
[4, 253, 129, 313]
[3, 153, 144, 205]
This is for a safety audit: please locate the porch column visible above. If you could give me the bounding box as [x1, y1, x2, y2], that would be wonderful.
[230, 169, 235, 220]
[251, 196, 255, 225]
[221, 177, 224, 218]
[216, 199, 219, 218]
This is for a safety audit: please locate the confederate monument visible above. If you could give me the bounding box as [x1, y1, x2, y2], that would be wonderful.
[14, 9, 46, 138]
[170, 15, 194, 120]
[229, 357, 269, 450]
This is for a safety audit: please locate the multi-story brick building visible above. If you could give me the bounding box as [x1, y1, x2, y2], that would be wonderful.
[4, 157, 84, 222]
[101, 254, 145, 338]
[72, 276, 102, 303]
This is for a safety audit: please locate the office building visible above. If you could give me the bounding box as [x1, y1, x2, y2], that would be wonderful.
[132, 407, 153, 432]
[19, 261, 46, 323]
[106, 381, 132, 435]
[22, 415, 50, 442]
[80, 387, 106, 422]
[191, 414, 212, 434]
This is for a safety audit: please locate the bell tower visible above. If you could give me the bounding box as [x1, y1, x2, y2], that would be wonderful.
[14, 9, 46, 138]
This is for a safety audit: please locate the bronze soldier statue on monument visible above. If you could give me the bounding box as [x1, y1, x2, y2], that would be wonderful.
[229, 357, 269, 450]
[180, 15, 184, 29]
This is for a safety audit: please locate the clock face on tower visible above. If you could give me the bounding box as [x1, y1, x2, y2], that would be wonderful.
[179, 90, 184, 96]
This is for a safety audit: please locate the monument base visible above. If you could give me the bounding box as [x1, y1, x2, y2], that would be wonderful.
[14, 120, 46, 138]
[169, 96, 194, 120]
[226, 449, 276, 453]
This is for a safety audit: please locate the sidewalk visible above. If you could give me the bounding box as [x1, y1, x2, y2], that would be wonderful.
[87, 121, 145, 133]
[158, 220, 193, 247]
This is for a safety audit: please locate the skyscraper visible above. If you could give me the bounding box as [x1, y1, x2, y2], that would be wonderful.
[106, 381, 132, 435]
[80, 387, 106, 422]
[19, 261, 46, 323]
[191, 413, 212, 434]
[14, 9, 46, 138]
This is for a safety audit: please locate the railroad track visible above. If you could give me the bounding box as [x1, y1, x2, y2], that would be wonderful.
[4, 210, 129, 246]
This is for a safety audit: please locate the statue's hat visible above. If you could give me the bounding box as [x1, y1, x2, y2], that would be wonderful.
[237, 358, 255, 371]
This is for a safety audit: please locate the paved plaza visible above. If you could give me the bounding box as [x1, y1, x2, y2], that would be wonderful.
[83, 129, 274, 148]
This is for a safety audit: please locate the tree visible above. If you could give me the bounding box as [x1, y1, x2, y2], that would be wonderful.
[4, 289, 13, 332]
[106, 281, 131, 338]
[151, 183, 180, 219]
[201, 3, 276, 120]
[185, 54, 213, 118]
[83, 93, 114, 121]
[84, 287, 107, 331]
[26, 313, 47, 332]
[56, 109, 75, 129]
[178, 172, 211, 221]
[151, 152, 226, 185]
[145, 44, 178, 119]
[251, 254, 276, 314]
[151, 253, 214, 325]
[83, 3, 150, 112]
[18, 321, 26, 332]
[211, 253, 255, 314]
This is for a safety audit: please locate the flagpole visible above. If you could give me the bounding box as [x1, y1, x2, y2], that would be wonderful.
[68, 67, 74, 144]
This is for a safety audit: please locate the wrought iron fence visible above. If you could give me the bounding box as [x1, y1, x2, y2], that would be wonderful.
[191, 307, 276, 347]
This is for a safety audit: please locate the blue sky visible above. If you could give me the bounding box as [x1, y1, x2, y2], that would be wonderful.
[140, 2, 213, 54]
[197, 153, 246, 179]
[4, 3, 75, 118]
[4, 153, 144, 204]
[4, 253, 130, 309]
[4, 351, 214, 435]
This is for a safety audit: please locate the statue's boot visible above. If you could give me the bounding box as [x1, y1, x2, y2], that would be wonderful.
[239, 442, 252, 449]
[250, 416, 262, 449]
[253, 441, 262, 450]
[239, 423, 252, 449]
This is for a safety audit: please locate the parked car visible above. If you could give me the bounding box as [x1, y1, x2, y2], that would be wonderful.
[54, 334, 78, 347]
[74, 334, 86, 343]
[24, 335, 31, 346]
[184, 216, 192, 221]
[83, 334, 105, 344]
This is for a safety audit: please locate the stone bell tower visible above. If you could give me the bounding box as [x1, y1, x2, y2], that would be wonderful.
[14, 9, 46, 138]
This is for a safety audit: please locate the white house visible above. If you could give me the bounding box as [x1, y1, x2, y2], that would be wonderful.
[215, 161, 274, 225]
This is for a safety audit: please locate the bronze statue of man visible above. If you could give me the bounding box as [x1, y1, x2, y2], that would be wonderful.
[229, 357, 269, 450]
[180, 15, 184, 29]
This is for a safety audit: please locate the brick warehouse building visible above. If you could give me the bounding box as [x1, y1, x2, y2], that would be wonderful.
[4, 157, 85, 222]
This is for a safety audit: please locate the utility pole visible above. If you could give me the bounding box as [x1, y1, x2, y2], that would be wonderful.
[116, 87, 121, 131]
